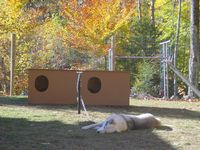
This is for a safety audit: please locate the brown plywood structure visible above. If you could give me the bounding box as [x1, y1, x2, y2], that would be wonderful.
[81, 71, 130, 106]
[28, 69, 77, 104]
[28, 69, 130, 106]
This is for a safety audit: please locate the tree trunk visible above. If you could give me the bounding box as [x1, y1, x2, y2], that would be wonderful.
[150, 0, 155, 26]
[138, 0, 142, 20]
[172, 0, 181, 98]
[188, 0, 199, 98]
[150, 0, 156, 53]
[172, 0, 175, 30]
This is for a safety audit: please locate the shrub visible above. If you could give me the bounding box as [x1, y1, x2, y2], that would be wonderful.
[134, 61, 160, 97]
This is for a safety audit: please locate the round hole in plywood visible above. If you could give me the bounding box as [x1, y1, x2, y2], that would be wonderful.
[35, 75, 49, 92]
[87, 77, 101, 94]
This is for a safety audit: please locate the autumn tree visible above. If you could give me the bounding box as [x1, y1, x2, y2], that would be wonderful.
[188, 0, 199, 98]
[0, 0, 53, 94]
[60, 0, 135, 54]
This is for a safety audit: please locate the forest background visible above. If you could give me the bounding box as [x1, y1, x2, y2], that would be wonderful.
[0, 0, 199, 98]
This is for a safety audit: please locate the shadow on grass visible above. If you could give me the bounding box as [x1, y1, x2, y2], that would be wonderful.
[0, 96, 200, 121]
[0, 117, 176, 150]
[0, 96, 28, 106]
[125, 106, 200, 121]
[78, 105, 200, 121]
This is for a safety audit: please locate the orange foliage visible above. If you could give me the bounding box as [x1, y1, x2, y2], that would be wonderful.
[61, 0, 135, 54]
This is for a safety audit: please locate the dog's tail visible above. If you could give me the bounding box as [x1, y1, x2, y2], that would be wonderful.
[155, 118, 173, 131]
[157, 124, 173, 131]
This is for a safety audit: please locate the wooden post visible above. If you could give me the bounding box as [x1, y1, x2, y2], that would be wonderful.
[111, 35, 116, 71]
[77, 72, 82, 114]
[10, 33, 16, 96]
[104, 55, 107, 70]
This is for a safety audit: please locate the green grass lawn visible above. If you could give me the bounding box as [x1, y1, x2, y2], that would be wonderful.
[0, 96, 200, 150]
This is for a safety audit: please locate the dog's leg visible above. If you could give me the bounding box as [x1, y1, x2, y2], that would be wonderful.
[81, 121, 104, 130]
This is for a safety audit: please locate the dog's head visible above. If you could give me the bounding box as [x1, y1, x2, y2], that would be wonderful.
[96, 114, 127, 133]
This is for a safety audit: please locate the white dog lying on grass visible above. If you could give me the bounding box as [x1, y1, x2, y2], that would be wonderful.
[82, 113, 163, 133]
